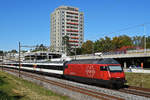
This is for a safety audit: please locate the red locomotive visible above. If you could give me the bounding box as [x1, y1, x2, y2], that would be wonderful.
[3, 58, 126, 88]
[63, 58, 126, 88]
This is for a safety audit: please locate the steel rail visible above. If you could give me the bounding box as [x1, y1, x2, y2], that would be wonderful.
[128, 86, 150, 92]
[3, 68, 123, 100]
[119, 88, 150, 98]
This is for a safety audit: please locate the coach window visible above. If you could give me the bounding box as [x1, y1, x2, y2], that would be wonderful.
[100, 66, 107, 71]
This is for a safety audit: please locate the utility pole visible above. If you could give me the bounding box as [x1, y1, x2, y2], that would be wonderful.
[144, 24, 146, 53]
[75, 44, 76, 60]
[19, 42, 21, 77]
[92, 43, 94, 55]
[2, 53, 4, 71]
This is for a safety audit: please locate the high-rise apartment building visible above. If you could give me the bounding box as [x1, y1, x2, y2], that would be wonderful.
[50, 6, 84, 52]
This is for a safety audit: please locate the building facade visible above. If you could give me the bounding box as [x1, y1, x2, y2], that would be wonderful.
[50, 6, 84, 52]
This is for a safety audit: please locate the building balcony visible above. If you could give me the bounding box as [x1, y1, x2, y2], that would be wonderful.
[66, 19, 78, 23]
[67, 22, 79, 25]
[66, 26, 78, 29]
[71, 19, 78, 21]
[70, 44, 79, 46]
[69, 40, 79, 43]
[71, 33, 78, 36]
[71, 37, 79, 39]
[67, 12, 78, 15]
[66, 29, 79, 32]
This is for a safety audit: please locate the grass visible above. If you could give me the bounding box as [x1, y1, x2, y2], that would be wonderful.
[125, 72, 150, 88]
[0, 70, 70, 100]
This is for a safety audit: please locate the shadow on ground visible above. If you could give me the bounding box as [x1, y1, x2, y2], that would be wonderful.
[0, 91, 24, 100]
[0, 76, 7, 85]
[0, 76, 24, 100]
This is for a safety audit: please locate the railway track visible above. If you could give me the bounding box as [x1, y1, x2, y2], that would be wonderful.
[128, 86, 150, 93]
[119, 86, 150, 98]
[2, 68, 123, 100]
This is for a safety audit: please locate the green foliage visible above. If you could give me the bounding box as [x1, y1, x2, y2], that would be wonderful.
[0, 50, 3, 56]
[21, 50, 28, 53]
[32, 44, 48, 52]
[8, 50, 18, 53]
[81, 40, 93, 54]
[62, 35, 72, 55]
[94, 36, 113, 52]
[79, 35, 149, 55]
[76, 48, 82, 55]
[132, 36, 145, 48]
[146, 36, 150, 48]
[112, 35, 133, 50]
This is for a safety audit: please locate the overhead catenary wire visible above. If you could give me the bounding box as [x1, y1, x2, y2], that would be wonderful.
[88, 23, 150, 54]
[90, 23, 150, 41]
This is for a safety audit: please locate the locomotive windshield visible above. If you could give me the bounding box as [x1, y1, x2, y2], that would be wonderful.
[108, 66, 123, 72]
[97, 58, 120, 64]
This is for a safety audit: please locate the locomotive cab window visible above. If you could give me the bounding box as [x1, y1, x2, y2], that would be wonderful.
[100, 66, 107, 71]
[108, 66, 123, 72]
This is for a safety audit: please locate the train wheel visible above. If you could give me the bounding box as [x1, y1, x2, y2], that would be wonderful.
[108, 83, 114, 89]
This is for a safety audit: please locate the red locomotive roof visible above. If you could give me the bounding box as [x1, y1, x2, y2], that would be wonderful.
[66, 58, 120, 65]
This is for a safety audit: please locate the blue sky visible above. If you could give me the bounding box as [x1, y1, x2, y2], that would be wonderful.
[0, 0, 150, 51]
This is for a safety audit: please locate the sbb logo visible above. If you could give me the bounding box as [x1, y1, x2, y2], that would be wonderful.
[86, 65, 95, 78]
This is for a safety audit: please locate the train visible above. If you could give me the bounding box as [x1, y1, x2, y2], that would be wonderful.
[2, 58, 126, 88]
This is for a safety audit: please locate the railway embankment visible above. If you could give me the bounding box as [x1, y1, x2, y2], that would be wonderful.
[1, 68, 150, 100]
[125, 72, 150, 88]
[0, 70, 70, 100]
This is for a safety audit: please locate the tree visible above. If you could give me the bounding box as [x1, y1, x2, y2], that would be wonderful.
[81, 40, 93, 54]
[8, 49, 18, 53]
[101, 36, 113, 52]
[62, 35, 71, 55]
[111, 35, 133, 50]
[112, 36, 122, 50]
[94, 36, 113, 52]
[49, 45, 55, 52]
[21, 50, 28, 53]
[70, 47, 82, 55]
[76, 48, 82, 55]
[119, 35, 133, 47]
[0, 50, 3, 56]
[132, 36, 144, 48]
[32, 44, 48, 52]
[146, 36, 150, 49]
[39, 44, 47, 51]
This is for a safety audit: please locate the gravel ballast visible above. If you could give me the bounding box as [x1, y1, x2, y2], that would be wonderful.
[4, 69, 150, 100]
